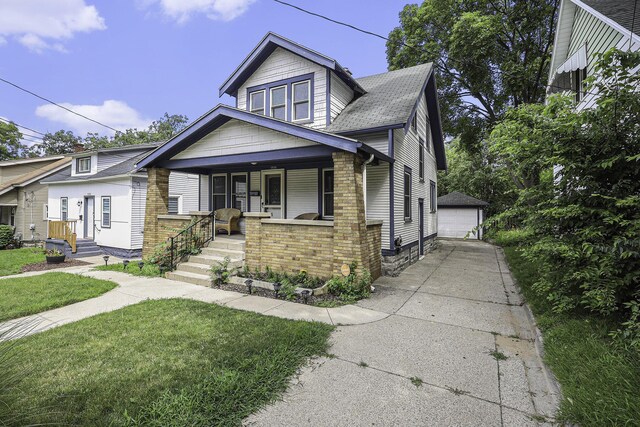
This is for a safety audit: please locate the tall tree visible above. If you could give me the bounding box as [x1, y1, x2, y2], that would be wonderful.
[27, 130, 82, 157]
[387, 0, 559, 152]
[0, 121, 25, 160]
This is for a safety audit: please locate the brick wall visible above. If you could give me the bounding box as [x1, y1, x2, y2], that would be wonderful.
[366, 222, 382, 280]
[142, 167, 170, 257]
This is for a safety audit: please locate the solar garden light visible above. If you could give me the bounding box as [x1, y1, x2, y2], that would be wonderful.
[216, 270, 223, 287]
[245, 279, 253, 294]
[138, 261, 144, 271]
[273, 282, 282, 299]
[301, 289, 311, 304]
[122, 259, 130, 270]
[103, 255, 109, 266]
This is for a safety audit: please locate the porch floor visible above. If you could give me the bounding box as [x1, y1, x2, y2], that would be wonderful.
[214, 233, 245, 242]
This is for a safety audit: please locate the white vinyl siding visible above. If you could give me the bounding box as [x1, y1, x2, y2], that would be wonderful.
[286, 169, 318, 219]
[96, 149, 148, 172]
[131, 177, 147, 249]
[236, 47, 328, 128]
[168, 172, 199, 213]
[366, 163, 390, 249]
[357, 132, 388, 155]
[170, 120, 315, 161]
[329, 72, 354, 123]
[199, 175, 209, 210]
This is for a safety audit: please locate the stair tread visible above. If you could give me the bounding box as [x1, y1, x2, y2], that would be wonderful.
[168, 270, 211, 279]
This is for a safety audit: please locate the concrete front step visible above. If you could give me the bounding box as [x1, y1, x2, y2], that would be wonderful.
[200, 247, 245, 260]
[209, 239, 245, 251]
[166, 270, 212, 287]
[189, 254, 243, 268]
[177, 262, 214, 275]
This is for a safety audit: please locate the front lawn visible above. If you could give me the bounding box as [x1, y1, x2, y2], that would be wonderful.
[0, 272, 117, 322]
[0, 299, 333, 426]
[94, 261, 163, 277]
[0, 248, 45, 276]
[503, 246, 640, 426]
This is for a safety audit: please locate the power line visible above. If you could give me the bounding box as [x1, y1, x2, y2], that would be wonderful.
[0, 117, 47, 136]
[0, 76, 120, 133]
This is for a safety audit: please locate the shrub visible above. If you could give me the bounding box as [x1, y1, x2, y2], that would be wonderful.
[0, 225, 14, 249]
[145, 242, 172, 271]
[490, 228, 533, 247]
[326, 262, 372, 302]
[210, 257, 236, 285]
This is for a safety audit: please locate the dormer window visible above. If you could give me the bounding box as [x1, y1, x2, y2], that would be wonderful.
[292, 80, 310, 121]
[77, 156, 91, 173]
[250, 90, 265, 115]
[270, 86, 287, 120]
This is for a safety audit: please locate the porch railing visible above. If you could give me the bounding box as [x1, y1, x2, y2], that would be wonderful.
[167, 211, 215, 271]
[48, 220, 77, 253]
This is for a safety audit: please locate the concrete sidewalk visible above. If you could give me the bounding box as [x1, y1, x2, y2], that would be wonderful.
[0, 267, 389, 339]
[246, 240, 560, 427]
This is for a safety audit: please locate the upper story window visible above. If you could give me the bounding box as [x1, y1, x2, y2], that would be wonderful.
[270, 85, 287, 120]
[573, 68, 587, 102]
[77, 156, 91, 173]
[249, 90, 265, 115]
[246, 73, 314, 124]
[411, 113, 417, 133]
[418, 138, 425, 181]
[292, 80, 310, 121]
[404, 166, 412, 221]
[430, 180, 437, 213]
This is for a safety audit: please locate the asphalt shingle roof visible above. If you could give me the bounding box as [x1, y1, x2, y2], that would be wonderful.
[0, 157, 71, 195]
[580, 0, 640, 36]
[326, 63, 433, 134]
[437, 191, 489, 207]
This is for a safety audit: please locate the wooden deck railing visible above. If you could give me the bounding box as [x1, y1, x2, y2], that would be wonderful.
[48, 220, 77, 253]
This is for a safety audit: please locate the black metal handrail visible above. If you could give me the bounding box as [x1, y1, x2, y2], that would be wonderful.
[168, 211, 215, 271]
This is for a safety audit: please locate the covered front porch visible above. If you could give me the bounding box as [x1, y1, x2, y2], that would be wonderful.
[137, 105, 389, 280]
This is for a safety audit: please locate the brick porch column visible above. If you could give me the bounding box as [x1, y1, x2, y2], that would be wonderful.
[244, 212, 271, 271]
[143, 167, 170, 257]
[332, 151, 370, 276]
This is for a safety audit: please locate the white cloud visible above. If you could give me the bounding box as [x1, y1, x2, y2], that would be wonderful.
[144, 0, 255, 23]
[35, 100, 153, 136]
[0, 0, 106, 53]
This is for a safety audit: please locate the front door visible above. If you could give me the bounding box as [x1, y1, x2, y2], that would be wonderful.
[84, 197, 95, 239]
[262, 170, 284, 219]
[418, 198, 424, 256]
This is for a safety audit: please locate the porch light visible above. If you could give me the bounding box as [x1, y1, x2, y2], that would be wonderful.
[77, 200, 83, 207]
[103, 255, 109, 266]
[138, 261, 144, 270]
[245, 279, 253, 294]
[273, 282, 282, 298]
[301, 289, 311, 304]
[123, 259, 130, 270]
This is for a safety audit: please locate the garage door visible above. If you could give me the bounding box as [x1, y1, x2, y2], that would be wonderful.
[438, 208, 481, 239]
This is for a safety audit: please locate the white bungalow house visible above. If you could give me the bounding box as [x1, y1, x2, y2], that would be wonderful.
[548, 0, 640, 109]
[42, 143, 200, 258]
[137, 32, 446, 280]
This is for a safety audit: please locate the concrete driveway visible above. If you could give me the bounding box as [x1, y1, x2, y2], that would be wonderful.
[246, 239, 560, 426]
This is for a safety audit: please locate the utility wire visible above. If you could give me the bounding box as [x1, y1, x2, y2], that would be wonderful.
[0, 76, 120, 133]
[0, 117, 46, 136]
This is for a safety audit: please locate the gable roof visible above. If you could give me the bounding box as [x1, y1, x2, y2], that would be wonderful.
[135, 104, 393, 170]
[0, 157, 71, 195]
[219, 32, 366, 97]
[437, 191, 488, 207]
[41, 151, 151, 184]
[578, 0, 640, 37]
[0, 155, 65, 167]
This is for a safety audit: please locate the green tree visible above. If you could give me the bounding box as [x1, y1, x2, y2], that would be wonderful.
[387, 0, 559, 153]
[0, 121, 25, 160]
[27, 130, 82, 157]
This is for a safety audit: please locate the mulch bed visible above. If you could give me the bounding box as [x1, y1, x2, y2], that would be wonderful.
[221, 282, 343, 306]
[22, 259, 91, 273]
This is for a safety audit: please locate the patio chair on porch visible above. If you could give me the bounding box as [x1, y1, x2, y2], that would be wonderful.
[294, 213, 320, 220]
[214, 208, 241, 235]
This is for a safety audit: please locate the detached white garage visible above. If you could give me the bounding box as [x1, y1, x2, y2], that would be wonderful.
[437, 192, 488, 239]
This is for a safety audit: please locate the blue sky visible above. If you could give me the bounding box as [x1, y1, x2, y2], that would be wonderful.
[0, 0, 410, 144]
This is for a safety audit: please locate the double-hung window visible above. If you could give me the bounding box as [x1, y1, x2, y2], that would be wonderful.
[168, 196, 181, 215]
[60, 197, 68, 221]
[270, 85, 287, 120]
[249, 90, 265, 115]
[573, 68, 587, 102]
[411, 113, 417, 132]
[323, 169, 334, 218]
[404, 167, 412, 221]
[292, 80, 310, 121]
[231, 174, 247, 211]
[77, 156, 91, 173]
[430, 180, 437, 213]
[101, 196, 111, 228]
[211, 175, 227, 212]
[419, 137, 425, 181]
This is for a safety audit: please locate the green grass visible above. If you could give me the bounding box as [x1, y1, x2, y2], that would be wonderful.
[503, 246, 640, 426]
[0, 248, 45, 276]
[0, 272, 117, 322]
[0, 299, 333, 426]
[94, 261, 163, 277]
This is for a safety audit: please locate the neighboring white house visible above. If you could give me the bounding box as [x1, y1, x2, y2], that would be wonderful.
[437, 192, 488, 240]
[548, 0, 640, 109]
[137, 32, 447, 276]
[42, 144, 200, 258]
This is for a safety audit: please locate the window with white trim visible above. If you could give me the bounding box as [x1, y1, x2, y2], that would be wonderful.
[573, 68, 587, 102]
[292, 80, 310, 121]
[9, 207, 15, 226]
[249, 90, 265, 115]
[419, 137, 425, 181]
[168, 195, 181, 215]
[404, 167, 412, 221]
[411, 113, 417, 132]
[231, 174, 247, 211]
[76, 156, 91, 173]
[211, 175, 227, 212]
[323, 169, 334, 218]
[60, 197, 68, 221]
[430, 180, 437, 213]
[270, 85, 287, 120]
[101, 196, 111, 228]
